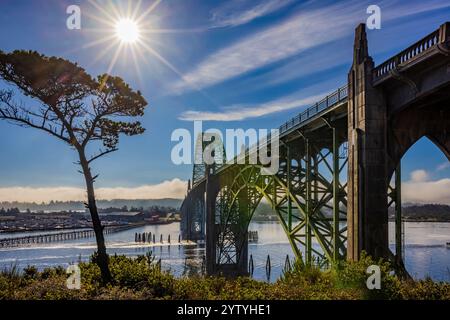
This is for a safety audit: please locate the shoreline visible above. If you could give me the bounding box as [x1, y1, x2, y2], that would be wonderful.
[0, 225, 92, 235]
[1, 219, 449, 235]
[0, 220, 179, 235]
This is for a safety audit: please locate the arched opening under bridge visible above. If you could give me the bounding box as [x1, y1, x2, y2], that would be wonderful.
[388, 137, 450, 281]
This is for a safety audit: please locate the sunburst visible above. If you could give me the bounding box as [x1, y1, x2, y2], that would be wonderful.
[79, 0, 199, 90]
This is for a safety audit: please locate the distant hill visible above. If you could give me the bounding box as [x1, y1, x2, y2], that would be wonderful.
[389, 204, 450, 222]
[253, 202, 277, 221]
[255, 202, 450, 222]
[0, 198, 183, 211]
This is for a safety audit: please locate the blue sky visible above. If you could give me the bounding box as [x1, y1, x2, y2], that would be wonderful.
[0, 0, 449, 203]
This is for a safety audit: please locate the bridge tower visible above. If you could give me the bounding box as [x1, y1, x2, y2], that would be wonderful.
[180, 132, 225, 242]
[347, 24, 389, 260]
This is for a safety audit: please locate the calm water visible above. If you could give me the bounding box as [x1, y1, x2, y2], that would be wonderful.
[0, 222, 449, 282]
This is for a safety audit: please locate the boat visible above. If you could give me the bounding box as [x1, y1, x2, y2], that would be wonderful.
[446, 242, 450, 248]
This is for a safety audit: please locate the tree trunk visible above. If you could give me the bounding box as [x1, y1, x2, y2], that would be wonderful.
[78, 150, 112, 284]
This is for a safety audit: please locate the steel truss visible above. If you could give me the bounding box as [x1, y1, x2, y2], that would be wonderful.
[388, 164, 403, 262]
[180, 188, 206, 241]
[212, 123, 348, 271]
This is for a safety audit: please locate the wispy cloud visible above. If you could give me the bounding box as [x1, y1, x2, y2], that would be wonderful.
[0, 179, 188, 202]
[383, 0, 450, 21]
[437, 162, 450, 172]
[210, 0, 294, 28]
[172, 0, 450, 94]
[180, 72, 342, 121]
[237, 45, 350, 93]
[172, 1, 363, 93]
[179, 92, 326, 121]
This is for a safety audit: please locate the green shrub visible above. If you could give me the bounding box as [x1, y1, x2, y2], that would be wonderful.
[1, 264, 21, 281]
[395, 278, 450, 300]
[0, 252, 449, 300]
[23, 265, 38, 280]
[40, 266, 65, 280]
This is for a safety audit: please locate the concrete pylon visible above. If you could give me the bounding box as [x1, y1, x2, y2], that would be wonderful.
[205, 164, 216, 275]
[347, 24, 389, 261]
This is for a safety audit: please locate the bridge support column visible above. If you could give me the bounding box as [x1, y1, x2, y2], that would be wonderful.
[205, 165, 217, 276]
[347, 24, 389, 261]
[332, 126, 341, 262]
[205, 167, 249, 277]
[180, 187, 206, 242]
[304, 138, 312, 266]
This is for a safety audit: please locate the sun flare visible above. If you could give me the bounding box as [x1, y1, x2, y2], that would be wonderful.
[83, 0, 192, 90]
[115, 18, 140, 43]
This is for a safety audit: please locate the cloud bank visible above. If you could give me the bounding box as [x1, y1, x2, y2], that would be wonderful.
[0, 179, 188, 203]
[1, 169, 450, 205]
[403, 169, 450, 205]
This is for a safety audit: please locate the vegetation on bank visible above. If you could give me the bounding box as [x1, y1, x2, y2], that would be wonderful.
[253, 202, 450, 222]
[0, 199, 182, 212]
[0, 252, 449, 300]
[392, 204, 450, 222]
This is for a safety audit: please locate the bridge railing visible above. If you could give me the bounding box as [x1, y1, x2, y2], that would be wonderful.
[279, 84, 348, 134]
[373, 28, 441, 82]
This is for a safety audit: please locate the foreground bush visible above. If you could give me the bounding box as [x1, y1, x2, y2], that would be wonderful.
[0, 253, 449, 300]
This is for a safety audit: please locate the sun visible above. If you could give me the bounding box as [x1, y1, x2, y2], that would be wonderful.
[115, 18, 140, 43]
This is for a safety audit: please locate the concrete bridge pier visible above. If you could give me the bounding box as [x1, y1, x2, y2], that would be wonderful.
[205, 165, 218, 275]
[347, 24, 390, 261]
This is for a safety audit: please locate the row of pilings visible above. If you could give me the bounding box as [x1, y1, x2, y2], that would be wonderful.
[134, 232, 181, 244]
[248, 254, 293, 281]
[0, 227, 116, 248]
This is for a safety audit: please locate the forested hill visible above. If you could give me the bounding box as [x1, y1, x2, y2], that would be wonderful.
[253, 202, 450, 222]
[390, 204, 450, 221]
[0, 199, 183, 211]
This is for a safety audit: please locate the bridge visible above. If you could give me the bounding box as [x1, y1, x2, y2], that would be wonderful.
[180, 22, 450, 277]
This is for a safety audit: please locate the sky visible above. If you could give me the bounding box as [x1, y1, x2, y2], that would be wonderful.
[0, 0, 449, 203]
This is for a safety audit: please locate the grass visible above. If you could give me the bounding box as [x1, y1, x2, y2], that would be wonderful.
[0, 252, 449, 300]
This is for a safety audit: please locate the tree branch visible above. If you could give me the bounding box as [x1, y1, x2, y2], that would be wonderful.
[0, 95, 71, 144]
[87, 148, 118, 164]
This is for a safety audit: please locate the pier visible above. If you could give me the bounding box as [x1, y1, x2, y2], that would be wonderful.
[0, 224, 136, 248]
